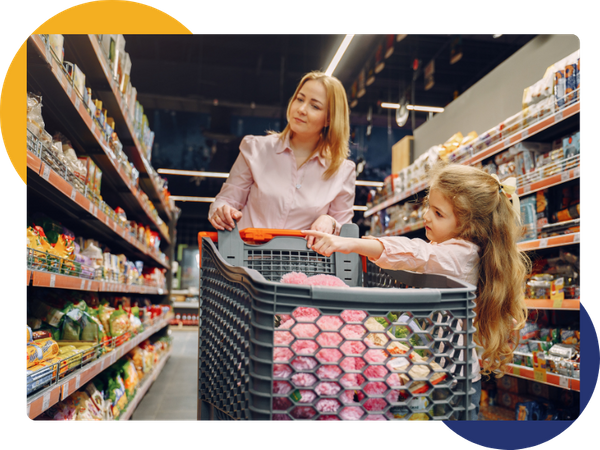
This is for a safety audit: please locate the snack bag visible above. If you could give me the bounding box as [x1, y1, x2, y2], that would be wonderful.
[109, 306, 130, 337]
[121, 359, 140, 397]
[108, 372, 128, 418]
[23, 324, 32, 344]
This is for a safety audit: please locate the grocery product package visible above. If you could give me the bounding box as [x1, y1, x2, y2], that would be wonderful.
[109, 306, 130, 337]
[27, 337, 59, 368]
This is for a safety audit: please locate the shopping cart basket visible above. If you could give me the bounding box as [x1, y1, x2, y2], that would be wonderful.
[197, 224, 477, 420]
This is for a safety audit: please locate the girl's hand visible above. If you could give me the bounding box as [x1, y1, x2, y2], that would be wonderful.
[209, 204, 243, 231]
[302, 230, 354, 256]
[306, 215, 337, 248]
[304, 231, 385, 260]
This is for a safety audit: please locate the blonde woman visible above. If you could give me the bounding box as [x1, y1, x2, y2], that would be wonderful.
[209, 71, 356, 248]
[304, 162, 531, 420]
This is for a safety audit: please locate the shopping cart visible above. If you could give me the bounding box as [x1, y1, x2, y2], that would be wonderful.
[197, 224, 477, 420]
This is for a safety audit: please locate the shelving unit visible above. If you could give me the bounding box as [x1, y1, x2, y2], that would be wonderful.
[27, 313, 172, 419]
[26, 34, 178, 421]
[364, 69, 581, 408]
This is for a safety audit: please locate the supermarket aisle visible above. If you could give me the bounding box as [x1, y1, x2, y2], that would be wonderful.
[131, 329, 198, 420]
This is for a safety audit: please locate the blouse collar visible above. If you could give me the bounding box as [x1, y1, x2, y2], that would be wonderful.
[278, 133, 328, 168]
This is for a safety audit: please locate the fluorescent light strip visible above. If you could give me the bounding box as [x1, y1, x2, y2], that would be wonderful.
[380, 103, 444, 113]
[325, 35, 354, 76]
[170, 195, 367, 212]
[169, 196, 216, 202]
[157, 168, 229, 178]
[159, 168, 384, 188]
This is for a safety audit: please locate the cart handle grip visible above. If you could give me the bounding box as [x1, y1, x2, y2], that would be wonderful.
[198, 228, 306, 244]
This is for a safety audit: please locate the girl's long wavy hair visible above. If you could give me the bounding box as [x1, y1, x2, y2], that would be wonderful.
[275, 71, 350, 180]
[427, 161, 531, 377]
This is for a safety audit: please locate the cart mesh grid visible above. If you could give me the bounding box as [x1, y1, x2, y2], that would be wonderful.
[198, 225, 477, 420]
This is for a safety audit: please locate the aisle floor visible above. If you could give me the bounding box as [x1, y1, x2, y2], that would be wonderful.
[131, 328, 198, 420]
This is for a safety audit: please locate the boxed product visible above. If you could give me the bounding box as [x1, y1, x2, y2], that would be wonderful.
[553, 50, 580, 108]
[48, 34, 64, 63]
[520, 195, 537, 241]
[77, 157, 97, 193]
[72, 64, 86, 98]
[536, 190, 549, 233]
[522, 67, 555, 110]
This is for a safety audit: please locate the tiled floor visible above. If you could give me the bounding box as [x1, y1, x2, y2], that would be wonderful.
[130, 328, 198, 420]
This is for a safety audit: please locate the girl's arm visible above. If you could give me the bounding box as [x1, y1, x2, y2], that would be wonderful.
[302, 230, 384, 259]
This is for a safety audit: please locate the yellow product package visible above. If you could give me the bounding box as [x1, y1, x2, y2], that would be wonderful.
[23, 324, 32, 344]
[27, 342, 44, 368]
[36, 337, 60, 362]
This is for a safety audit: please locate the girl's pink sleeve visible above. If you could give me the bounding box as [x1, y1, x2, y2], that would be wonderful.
[209, 137, 255, 219]
[369, 237, 477, 280]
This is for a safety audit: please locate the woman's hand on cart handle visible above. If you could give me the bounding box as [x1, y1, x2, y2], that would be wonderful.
[209, 204, 243, 231]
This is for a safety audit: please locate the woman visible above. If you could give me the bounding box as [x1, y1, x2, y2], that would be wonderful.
[209, 71, 356, 248]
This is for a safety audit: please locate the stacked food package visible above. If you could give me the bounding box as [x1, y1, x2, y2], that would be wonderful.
[27, 212, 168, 280]
[36, 335, 172, 420]
[512, 308, 580, 380]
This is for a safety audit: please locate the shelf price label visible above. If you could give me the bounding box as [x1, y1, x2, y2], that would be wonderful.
[62, 382, 69, 400]
[45, 46, 53, 64]
[75, 374, 81, 390]
[522, 184, 531, 194]
[534, 368, 547, 383]
[513, 366, 520, 377]
[70, 187, 77, 201]
[49, 274, 56, 288]
[42, 393, 51, 411]
[573, 233, 580, 243]
[74, 96, 81, 111]
[574, 167, 580, 178]
[42, 165, 51, 181]
[559, 375, 569, 389]
[561, 171, 570, 182]
[539, 238, 548, 249]
[80, 279, 86, 290]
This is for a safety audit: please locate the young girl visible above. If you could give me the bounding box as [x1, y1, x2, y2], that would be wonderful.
[303, 162, 531, 420]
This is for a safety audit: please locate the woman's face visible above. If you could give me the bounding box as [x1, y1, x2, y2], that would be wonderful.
[289, 79, 329, 139]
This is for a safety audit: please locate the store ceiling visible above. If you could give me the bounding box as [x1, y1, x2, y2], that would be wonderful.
[123, 34, 536, 129]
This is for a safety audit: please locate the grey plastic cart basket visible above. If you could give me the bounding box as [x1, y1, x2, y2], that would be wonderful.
[198, 224, 477, 421]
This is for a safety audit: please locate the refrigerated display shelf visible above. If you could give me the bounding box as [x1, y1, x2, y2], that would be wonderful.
[27, 35, 170, 244]
[27, 313, 172, 419]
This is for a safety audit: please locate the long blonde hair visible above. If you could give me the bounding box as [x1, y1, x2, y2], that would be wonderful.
[427, 162, 530, 377]
[277, 71, 350, 180]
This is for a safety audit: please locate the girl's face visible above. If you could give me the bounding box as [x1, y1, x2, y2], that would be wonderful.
[423, 188, 459, 244]
[289, 79, 329, 139]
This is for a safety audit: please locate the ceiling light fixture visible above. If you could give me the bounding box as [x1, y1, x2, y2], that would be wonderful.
[381, 102, 444, 113]
[325, 35, 355, 76]
[169, 194, 367, 212]
[157, 168, 229, 178]
[169, 196, 216, 202]
[159, 168, 384, 187]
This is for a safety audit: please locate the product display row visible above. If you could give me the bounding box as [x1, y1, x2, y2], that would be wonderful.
[26, 295, 172, 419]
[36, 334, 172, 420]
[27, 88, 170, 243]
[27, 212, 167, 291]
[357, 45, 582, 423]
[26, 32, 178, 422]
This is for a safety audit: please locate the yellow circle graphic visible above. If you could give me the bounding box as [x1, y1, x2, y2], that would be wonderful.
[0, 0, 194, 186]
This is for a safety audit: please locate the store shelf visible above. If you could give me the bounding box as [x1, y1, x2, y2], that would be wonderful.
[525, 298, 580, 311]
[504, 364, 579, 392]
[27, 35, 170, 245]
[118, 348, 172, 420]
[27, 153, 169, 269]
[63, 35, 172, 224]
[518, 163, 580, 197]
[172, 301, 199, 309]
[28, 269, 165, 294]
[464, 101, 580, 166]
[517, 233, 580, 252]
[363, 103, 580, 219]
[364, 181, 428, 218]
[27, 313, 172, 419]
